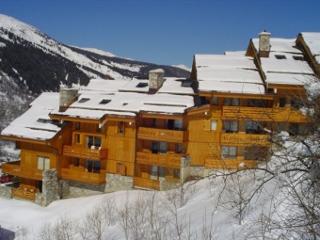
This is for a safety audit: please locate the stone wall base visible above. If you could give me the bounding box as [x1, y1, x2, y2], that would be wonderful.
[104, 174, 133, 192]
[159, 178, 181, 191]
[0, 185, 12, 199]
[66, 181, 105, 198]
[189, 166, 205, 178]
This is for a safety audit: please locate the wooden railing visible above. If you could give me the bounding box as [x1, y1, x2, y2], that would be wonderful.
[136, 151, 182, 169]
[223, 106, 308, 123]
[12, 184, 37, 201]
[205, 157, 257, 169]
[61, 167, 105, 185]
[221, 133, 270, 146]
[133, 177, 160, 190]
[138, 127, 185, 143]
[63, 145, 107, 160]
[2, 162, 43, 180]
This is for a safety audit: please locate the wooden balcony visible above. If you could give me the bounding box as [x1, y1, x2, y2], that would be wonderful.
[138, 127, 185, 143]
[221, 132, 270, 146]
[63, 145, 107, 160]
[205, 157, 257, 169]
[12, 184, 37, 201]
[133, 177, 160, 190]
[136, 151, 182, 169]
[61, 167, 106, 185]
[223, 106, 308, 123]
[2, 161, 43, 180]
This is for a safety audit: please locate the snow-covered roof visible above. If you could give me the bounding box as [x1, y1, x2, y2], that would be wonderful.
[265, 73, 316, 86]
[261, 52, 314, 75]
[252, 38, 301, 54]
[158, 78, 194, 95]
[82, 79, 128, 93]
[300, 32, 320, 63]
[224, 51, 246, 56]
[194, 54, 264, 94]
[252, 37, 316, 86]
[195, 54, 256, 69]
[1, 93, 61, 141]
[119, 79, 149, 93]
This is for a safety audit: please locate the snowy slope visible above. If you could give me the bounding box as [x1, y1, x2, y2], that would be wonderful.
[0, 177, 278, 240]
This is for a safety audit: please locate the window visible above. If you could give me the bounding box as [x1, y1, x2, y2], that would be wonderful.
[247, 99, 268, 107]
[75, 122, 80, 130]
[74, 133, 81, 144]
[210, 97, 218, 105]
[291, 98, 303, 109]
[293, 55, 304, 61]
[151, 141, 159, 153]
[78, 98, 90, 103]
[118, 122, 125, 135]
[224, 98, 240, 106]
[174, 119, 183, 130]
[136, 82, 148, 88]
[167, 119, 174, 130]
[159, 142, 168, 153]
[275, 55, 286, 60]
[175, 144, 183, 153]
[210, 120, 217, 131]
[200, 97, 209, 105]
[279, 97, 286, 107]
[223, 120, 238, 133]
[151, 166, 159, 177]
[99, 99, 111, 104]
[37, 156, 50, 170]
[86, 136, 101, 148]
[245, 120, 262, 134]
[85, 160, 100, 173]
[221, 146, 237, 159]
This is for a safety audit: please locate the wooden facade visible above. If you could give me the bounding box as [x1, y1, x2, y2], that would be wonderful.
[0, 32, 314, 200]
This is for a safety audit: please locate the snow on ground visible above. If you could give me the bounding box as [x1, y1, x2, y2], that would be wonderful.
[0, 175, 280, 240]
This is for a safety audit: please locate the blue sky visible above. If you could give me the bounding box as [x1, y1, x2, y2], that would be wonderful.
[1, 0, 320, 66]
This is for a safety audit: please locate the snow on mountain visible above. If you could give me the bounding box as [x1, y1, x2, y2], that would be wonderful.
[0, 13, 189, 159]
[77, 47, 116, 57]
[172, 64, 191, 71]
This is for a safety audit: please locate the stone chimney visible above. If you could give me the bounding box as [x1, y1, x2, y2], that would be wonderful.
[148, 69, 165, 93]
[259, 31, 271, 57]
[59, 86, 79, 112]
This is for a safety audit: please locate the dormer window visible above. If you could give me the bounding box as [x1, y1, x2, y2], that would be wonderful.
[275, 55, 286, 60]
[293, 55, 304, 61]
[99, 99, 111, 104]
[136, 82, 148, 88]
[78, 98, 90, 103]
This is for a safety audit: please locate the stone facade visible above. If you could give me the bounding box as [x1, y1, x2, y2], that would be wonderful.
[0, 185, 12, 199]
[66, 181, 104, 198]
[104, 173, 133, 192]
[159, 177, 181, 191]
[189, 166, 205, 178]
[36, 169, 60, 206]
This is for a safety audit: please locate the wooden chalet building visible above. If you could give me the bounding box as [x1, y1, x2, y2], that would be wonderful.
[0, 32, 318, 205]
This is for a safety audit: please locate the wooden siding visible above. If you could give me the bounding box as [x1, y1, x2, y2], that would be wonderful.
[136, 151, 182, 169]
[2, 161, 43, 180]
[138, 127, 185, 143]
[222, 106, 308, 123]
[63, 145, 107, 160]
[133, 177, 160, 190]
[205, 158, 257, 169]
[221, 133, 270, 146]
[61, 167, 105, 185]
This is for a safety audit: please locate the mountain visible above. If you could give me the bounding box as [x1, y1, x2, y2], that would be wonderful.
[0, 14, 189, 159]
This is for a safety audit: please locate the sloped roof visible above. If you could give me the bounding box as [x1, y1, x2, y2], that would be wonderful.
[1, 93, 61, 141]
